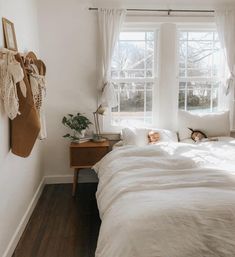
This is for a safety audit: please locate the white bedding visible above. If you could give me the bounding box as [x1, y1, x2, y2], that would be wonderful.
[93, 139, 235, 257]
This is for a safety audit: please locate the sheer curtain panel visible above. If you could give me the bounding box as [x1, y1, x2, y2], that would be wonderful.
[98, 8, 126, 108]
[215, 10, 235, 96]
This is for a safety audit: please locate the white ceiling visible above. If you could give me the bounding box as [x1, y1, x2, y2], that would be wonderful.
[91, 0, 235, 9]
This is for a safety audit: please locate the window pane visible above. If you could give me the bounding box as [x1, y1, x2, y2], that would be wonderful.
[146, 84, 153, 112]
[120, 32, 146, 41]
[187, 69, 211, 77]
[146, 70, 153, 77]
[146, 41, 154, 69]
[147, 32, 154, 40]
[111, 31, 156, 126]
[179, 32, 187, 40]
[111, 82, 153, 126]
[179, 82, 186, 109]
[178, 30, 223, 113]
[179, 41, 187, 69]
[188, 32, 213, 41]
[213, 41, 223, 76]
[121, 41, 145, 68]
[112, 83, 119, 113]
[214, 32, 219, 41]
[212, 82, 219, 111]
[112, 31, 155, 79]
[179, 69, 186, 77]
[112, 45, 120, 70]
[187, 41, 213, 70]
[111, 70, 119, 79]
[187, 83, 212, 112]
[120, 91, 144, 112]
[120, 70, 144, 78]
[146, 57, 153, 69]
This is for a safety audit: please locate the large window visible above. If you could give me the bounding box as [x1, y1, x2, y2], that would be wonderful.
[179, 30, 224, 112]
[104, 25, 228, 131]
[110, 31, 157, 126]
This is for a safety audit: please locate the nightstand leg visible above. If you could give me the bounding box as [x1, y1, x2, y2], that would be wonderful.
[72, 169, 79, 197]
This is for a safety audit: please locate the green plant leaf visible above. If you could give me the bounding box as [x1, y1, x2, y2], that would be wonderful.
[62, 117, 67, 124]
[62, 112, 92, 133]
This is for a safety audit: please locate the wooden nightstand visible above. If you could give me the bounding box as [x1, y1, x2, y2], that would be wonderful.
[70, 141, 110, 196]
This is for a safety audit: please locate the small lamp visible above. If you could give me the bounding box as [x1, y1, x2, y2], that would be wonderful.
[93, 105, 106, 142]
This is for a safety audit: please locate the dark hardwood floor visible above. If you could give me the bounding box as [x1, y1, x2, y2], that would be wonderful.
[12, 183, 101, 257]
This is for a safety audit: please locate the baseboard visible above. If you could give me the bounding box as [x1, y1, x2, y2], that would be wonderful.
[3, 177, 45, 257]
[44, 173, 98, 184]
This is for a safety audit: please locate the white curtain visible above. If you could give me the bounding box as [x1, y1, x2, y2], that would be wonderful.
[98, 8, 126, 108]
[215, 10, 235, 96]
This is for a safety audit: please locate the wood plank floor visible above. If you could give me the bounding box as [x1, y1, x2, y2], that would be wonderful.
[12, 184, 101, 257]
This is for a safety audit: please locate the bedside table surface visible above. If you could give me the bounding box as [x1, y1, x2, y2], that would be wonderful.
[70, 141, 109, 148]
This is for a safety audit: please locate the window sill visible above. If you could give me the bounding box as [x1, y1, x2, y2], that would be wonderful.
[101, 132, 121, 141]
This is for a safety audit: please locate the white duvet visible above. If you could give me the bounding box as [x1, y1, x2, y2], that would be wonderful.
[93, 139, 235, 257]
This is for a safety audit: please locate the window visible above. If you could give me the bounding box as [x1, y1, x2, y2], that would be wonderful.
[110, 31, 157, 126]
[104, 24, 229, 131]
[179, 30, 224, 112]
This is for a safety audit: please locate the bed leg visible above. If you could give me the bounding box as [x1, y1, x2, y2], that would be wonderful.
[72, 168, 79, 197]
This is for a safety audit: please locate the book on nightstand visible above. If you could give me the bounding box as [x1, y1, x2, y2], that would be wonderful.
[78, 137, 92, 143]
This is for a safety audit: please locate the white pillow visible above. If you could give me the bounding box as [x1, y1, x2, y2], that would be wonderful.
[178, 110, 230, 141]
[180, 138, 195, 144]
[112, 140, 124, 150]
[122, 127, 178, 146]
[122, 127, 149, 146]
[150, 128, 178, 143]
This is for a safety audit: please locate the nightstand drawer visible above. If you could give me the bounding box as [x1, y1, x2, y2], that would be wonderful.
[70, 145, 109, 167]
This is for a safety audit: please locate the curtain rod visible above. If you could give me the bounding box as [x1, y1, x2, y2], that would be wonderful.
[88, 8, 215, 15]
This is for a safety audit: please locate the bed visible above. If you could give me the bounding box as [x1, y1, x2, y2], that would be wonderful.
[93, 138, 235, 257]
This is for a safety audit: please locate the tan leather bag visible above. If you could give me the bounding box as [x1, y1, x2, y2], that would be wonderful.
[11, 54, 40, 157]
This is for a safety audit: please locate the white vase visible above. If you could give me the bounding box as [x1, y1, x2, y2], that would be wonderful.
[79, 129, 86, 138]
[72, 130, 86, 143]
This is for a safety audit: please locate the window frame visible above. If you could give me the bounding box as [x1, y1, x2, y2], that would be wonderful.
[177, 25, 226, 113]
[102, 22, 230, 132]
[103, 26, 159, 132]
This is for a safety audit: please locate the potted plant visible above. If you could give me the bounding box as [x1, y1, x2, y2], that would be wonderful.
[62, 113, 92, 142]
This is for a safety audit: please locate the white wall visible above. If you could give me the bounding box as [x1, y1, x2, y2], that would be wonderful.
[38, 0, 235, 180]
[0, 0, 43, 256]
[38, 0, 98, 177]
